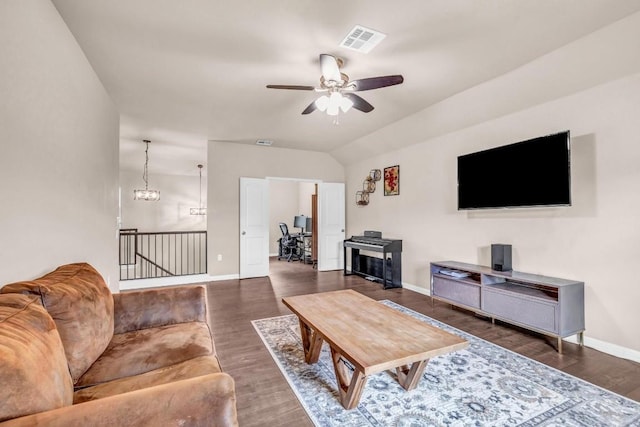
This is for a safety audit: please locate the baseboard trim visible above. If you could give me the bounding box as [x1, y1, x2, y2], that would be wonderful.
[119, 273, 239, 291]
[563, 335, 640, 363]
[402, 282, 430, 296]
[342, 272, 430, 296]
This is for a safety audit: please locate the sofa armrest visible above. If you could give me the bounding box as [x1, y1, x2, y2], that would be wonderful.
[0, 373, 238, 427]
[113, 285, 208, 334]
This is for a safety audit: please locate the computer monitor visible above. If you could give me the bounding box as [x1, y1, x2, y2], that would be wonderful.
[294, 215, 306, 233]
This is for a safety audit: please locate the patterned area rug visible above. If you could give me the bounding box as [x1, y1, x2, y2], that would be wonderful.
[252, 301, 640, 426]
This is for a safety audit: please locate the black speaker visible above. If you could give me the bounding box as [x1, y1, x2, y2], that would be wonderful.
[491, 244, 512, 272]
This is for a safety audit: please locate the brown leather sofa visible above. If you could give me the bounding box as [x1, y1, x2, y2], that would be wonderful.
[0, 263, 238, 426]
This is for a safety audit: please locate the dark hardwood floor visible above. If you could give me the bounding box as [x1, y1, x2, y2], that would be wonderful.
[203, 258, 640, 427]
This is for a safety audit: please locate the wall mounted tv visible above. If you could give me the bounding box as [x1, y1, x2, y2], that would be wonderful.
[457, 131, 571, 210]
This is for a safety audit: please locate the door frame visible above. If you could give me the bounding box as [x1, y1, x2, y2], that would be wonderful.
[239, 176, 346, 276]
[266, 177, 321, 270]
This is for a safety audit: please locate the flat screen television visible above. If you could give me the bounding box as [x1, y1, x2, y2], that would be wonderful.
[457, 131, 571, 210]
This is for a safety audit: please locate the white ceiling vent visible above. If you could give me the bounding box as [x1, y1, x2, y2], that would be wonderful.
[255, 139, 273, 146]
[339, 25, 386, 53]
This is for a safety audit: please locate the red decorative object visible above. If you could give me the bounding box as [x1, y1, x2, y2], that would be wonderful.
[384, 165, 399, 196]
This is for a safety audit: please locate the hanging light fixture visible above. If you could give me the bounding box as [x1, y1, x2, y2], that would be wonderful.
[190, 164, 206, 215]
[133, 139, 160, 201]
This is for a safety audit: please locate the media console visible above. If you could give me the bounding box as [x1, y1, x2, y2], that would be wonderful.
[430, 261, 584, 353]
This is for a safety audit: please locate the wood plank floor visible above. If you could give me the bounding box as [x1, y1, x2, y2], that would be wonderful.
[204, 258, 640, 427]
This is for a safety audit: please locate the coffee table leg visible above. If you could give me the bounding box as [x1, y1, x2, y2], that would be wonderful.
[396, 359, 429, 391]
[330, 347, 367, 410]
[298, 319, 323, 364]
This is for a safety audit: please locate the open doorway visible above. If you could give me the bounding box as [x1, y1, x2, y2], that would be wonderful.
[268, 178, 318, 269]
[239, 177, 345, 278]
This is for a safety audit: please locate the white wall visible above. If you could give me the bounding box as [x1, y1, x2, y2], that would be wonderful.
[298, 182, 316, 217]
[120, 170, 207, 232]
[346, 73, 640, 355]
[207, 142, 344, 276]
[0, 1, 119, 291]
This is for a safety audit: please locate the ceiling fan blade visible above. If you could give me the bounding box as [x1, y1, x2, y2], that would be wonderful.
[350, 75, 404, 91]
[301, 101, 318, 115]
[343, 93, 374, 113]
[319, 54, 342, 82]
[266, 84, 315, 91]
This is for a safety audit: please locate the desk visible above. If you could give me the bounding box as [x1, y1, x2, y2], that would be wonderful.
[292, 232, 313, 264]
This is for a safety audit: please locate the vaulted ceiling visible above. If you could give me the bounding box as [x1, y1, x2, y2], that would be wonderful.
[52, 0, 640, 174]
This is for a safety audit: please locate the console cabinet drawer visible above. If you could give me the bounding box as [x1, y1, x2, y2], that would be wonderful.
[483, 289, 558, 333]
[432, 276, 480, 309]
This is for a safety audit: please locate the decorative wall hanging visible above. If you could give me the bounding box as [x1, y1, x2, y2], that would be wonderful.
[356, 191, 369, 206]
[384, 165, 400, 196]
[363, 177, 376, 193]
[355, 169, 381, 206]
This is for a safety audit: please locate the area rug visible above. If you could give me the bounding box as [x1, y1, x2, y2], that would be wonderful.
[252, 301, 640, 426]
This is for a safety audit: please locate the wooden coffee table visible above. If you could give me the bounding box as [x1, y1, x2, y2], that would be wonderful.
[282, 289, 468, 409]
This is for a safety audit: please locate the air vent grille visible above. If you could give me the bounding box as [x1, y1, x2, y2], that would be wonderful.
[256, 139, 273, 146]
[340, 25, 386, 53]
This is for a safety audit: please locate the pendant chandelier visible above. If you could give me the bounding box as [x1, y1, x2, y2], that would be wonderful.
[190, 164, 206, 215]
[133, 139, 160, 201]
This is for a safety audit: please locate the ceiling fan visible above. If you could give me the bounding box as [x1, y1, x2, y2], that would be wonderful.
[266, 54, 404, 116]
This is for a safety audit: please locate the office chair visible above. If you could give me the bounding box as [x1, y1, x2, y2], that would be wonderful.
[278, 223, 300, 262]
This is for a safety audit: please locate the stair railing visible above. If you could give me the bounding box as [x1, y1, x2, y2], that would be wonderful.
[119, 230, 207, 280]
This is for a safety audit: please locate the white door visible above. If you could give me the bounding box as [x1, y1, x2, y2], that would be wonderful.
[317, 182, 345, 271]
[239, 177, 269, 278]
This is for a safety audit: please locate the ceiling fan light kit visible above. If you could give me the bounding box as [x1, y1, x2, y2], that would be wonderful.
[266, 54, 403, 117]
[315, 92, 353, 115]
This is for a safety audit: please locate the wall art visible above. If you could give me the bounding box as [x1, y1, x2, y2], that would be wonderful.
[384, 165, 399, 196]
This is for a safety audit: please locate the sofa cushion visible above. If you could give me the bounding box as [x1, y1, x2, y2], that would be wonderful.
[74, 355, 222, 403]
[77, 321, 214, 387]
[1, 263, 114, 383]
[0, 294, 74, 422]
[113, 285, 208, 334]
